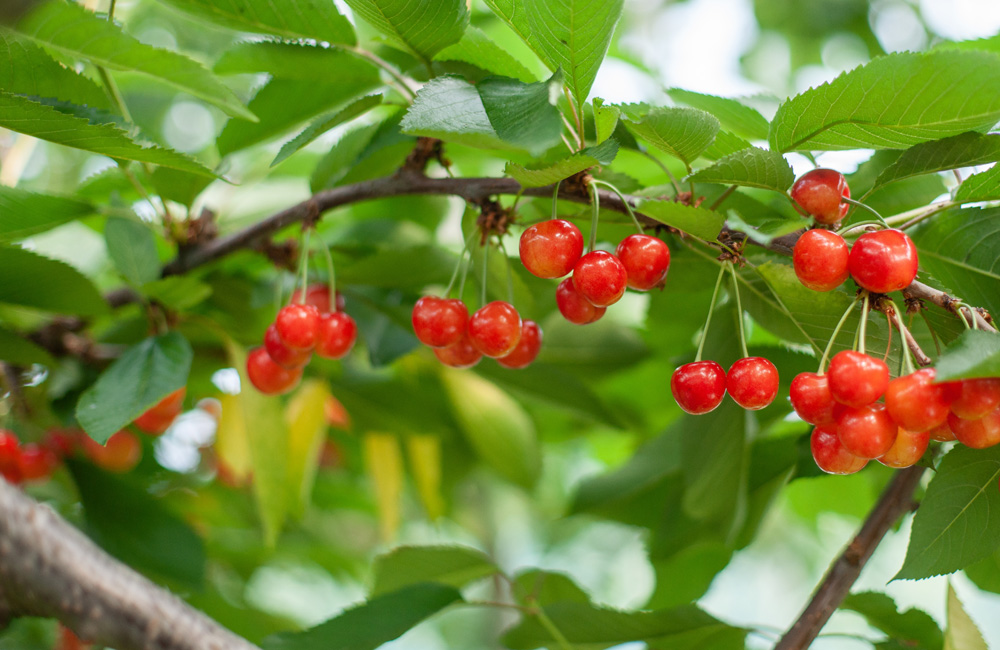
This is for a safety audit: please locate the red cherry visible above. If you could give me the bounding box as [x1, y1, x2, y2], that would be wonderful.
[790, 169, 850, 224]
[790, 372, 836, 425]
[275, 303, 320, 350]
[828, 350, 889, 407]
[877, 427, 930, 469]
[246, 346, 303, 395]
[291, 284, 344, 314]
[315, 312, 357, 360]
[264, 324, 312, 369]
[556, 277, 606, 324]
[519, 219, 584, 279]
[847, 229, 919, 294]
[811, 424, 867, 475]
[949, 378, 1000, 420]
[949, 409, 1000, 449]
[468, 301, 522, 358]
[835, 402, 898, 459]
[133, 387, 186, 434]
[434, 333, 483, 369]
[929, 420, 957, 442]
[411, 296, 468, 348]
[80, 431, 141, 473]
[18, 443, 59, 481]
[497, 320, 542, 369]
[615, 234, 670, 291]
[792, 229, 850, 292]
[572, 251, 628, 308]
[0, 430, 22, 485]
[885, 368, 952, 432]
[671, 361, 727, 415]
[726, 357, 779, 410]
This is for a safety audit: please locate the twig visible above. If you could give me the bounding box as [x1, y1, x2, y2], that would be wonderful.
[872, 298, 933, 366]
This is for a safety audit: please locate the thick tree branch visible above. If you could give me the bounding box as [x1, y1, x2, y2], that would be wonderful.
[0, 479, 262, 650]
[773, 466, 925, 650]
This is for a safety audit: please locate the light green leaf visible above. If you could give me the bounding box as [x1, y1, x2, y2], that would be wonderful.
[869, 132, 1000, 195]
[478, 73, 562, 156]
[400, 76, 520, 151]
[0, 186, 95, 243]
[160, 0, 355, 45]
[841, 592, 943, 650]
[434, 26, 536, 82]
[149, 167, 213, 207]
[770, 51, 1000, 152]
[104, 217, 160, 287]
[272, 94, 383, 167]
[372, 545, 497, 596]
[957, 164, 1000, 203]
[0, 33, 110, 109]
[687, 146, 794, 192]
[934, 330, 1000, 381]
[523, 0, 623, 106]
[343, 0, 468, 62]
[141, 276, 212, 311]
[482, 0, 536, 57]
[0, 244, 107, 316]
[213, 41, 376, 82]
[12, 0, 254, 120]
[0, 327, 55, 367]
[76, 333, 192, 444]
[593, 98, 619, 144]
[505, 139, 619, 187]
[667, 88, 769, 141]
[702, 130, 753, 161]
[512, 569, 591, 606]
[635, 198, 725, 240]
[945, 584, 989, 650]
[627, 107, 720, 166]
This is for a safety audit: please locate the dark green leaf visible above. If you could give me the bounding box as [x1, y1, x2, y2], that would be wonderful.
[934, 330, 1000, 380]
[343, 0, 468, 62]
[76, 333, 192, 444]
[0, 186, 95, 243]
[0, 245, 107, 316]
[667, 88, 769, 141]
[478, 73, 562, 156]
[400, 75, 520, 151]
[213, 41, 376, 82]
[687, 146, 794, 192]
[434, 26, 536, 82]
[372, 545, 497, 596]
[538, 316, 648, 375]
[842, 592, 943, 650]
[635, 198, 725, 240]
[0, 33, 110, 109]
[0, 326, 55, 367]
[272, 94, 383, 167]
[957, 164, 1000, 203]
[626, 107, 720, 166]
[104, 217, 160, 286]
[506, 139, 619, 187]
[160, 0, 355, 45]
[868, 132, 1000, 195]
[681, 399, 749, 522]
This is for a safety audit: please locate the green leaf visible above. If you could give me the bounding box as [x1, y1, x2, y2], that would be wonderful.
[593, 98, 619, 144]
[478, 73, 562, 157]
[104, 217, 160, 286]
[505, 139, 619, 188]
[343, 0, 468, 62]
[523, 0, 623, 107]
[0, 33, 110, 109]
[149, 167, 213, 207]
[372, 545, 497, 596]
[513, 569, 591, 605]
[635, 198, 725, 240]
[897, 445, 1000, 580]
[68, 460, 205, 591]
[725, 210, 806, 247]
[868, 132, 1000, 195]
[434, 26, 536, 82]
[310, 112, 411, 192]
[0, 186, 95, 243]
[262, 583, 462, 650]
[667, 88, 769, 141]
[687, 146, 794, 192]
[626, 107, 720, 166]
[0, 244, 107, 316]
[0, 92, 216, 176]
[945, 584, 989, 650]
[841, 592, 943, 650]
[957, 165, 1000, 202]
[681, 399, 749, 522]
[141, 276, 212, 311]
[0, 327, 55, 367]
[934, 330, 1000, 380]
[702, 131, 753, 162]
[160, 0, 355, 45]
[75, 333, 192, 444]
[770, 51, 1000, 152]
[13, 0, 254, 120]
[482, 0, 535, 57]
[272, 94, 383, 167]
[213, 41, 376, 82]
[400, 75, 520, 151]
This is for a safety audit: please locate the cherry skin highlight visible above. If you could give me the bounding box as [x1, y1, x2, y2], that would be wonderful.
[885, 368, 952, 432]
[615, 234, 670, 291]
[572, 251, 628, 308]
[877, 427, 930, 468]
[497, 320, 543, 369]
[835, 402, 898, 459]
[412, 296, 468, 348]
[790, 169, 850, 224]
[792, 229, 850, 292]
[247, 346, 303, 395]
[847, 229, 919, 294]
[434, 333, 483, 369]
[949, 409, 1000, 449]
[275, 303, 320, 350]
[671, 361, 727, 415]
[468, 301, 522, 358]
[790, 372, 836, 425]
[811, 425, 867, 475]
[315, 312, 357, 360]
[556, 278, 606, 324]
[264, 324, 312, 369]
[949, 377, 1000, 420]
[726, 357, 779, 410]
[519, 219, 584, 279]
[827, 350, 889, 407]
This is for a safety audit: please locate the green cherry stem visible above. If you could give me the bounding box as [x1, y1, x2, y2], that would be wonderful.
[695, 262, 728, 362]
[444, 229, 480, 297]
[840, 197, 888, 227]
[728, 263, 750, 358]
[294, 228, 312, 304]
[818, 296, 861, 373]
[887, 298, 917, 375]
[481, 237, 490, 308]
[319, 238, 337, 305]
[590, 179, 644, 235]
[835, 220, 886, 237]
[858, 292, 870, 356]
[498, 237, 515, 304]
[551, 179, 562, 220]
[587, 182, 600, 252]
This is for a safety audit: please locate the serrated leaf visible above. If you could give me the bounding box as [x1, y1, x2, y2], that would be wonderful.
[0, 33, 111, 109]
[770, 51, 1000, 152]
[868, 132, 1000, 195]
[842, 592, 943, 650]
[0, 186, 95, 243]
[13, 0, 254, 120]
[160, 0, 355, 45]
[310, 112, 410, 192]
[343, 0, 468, 62]
[945, 584, 988, 650]
[213, 41, 376, 82]
[104, 217, 160, 286]
[285, 379, 331, 518]
[593, 98, 619, 144]
[505, 139, 619, 187]
[406, 434, 443, 519]
[371, 545, 497, 596]
[634, 198, 725, 240]
[363, 432, 404, 541]
[76, 333, 192, 444]
[434, 26, 536, 82]
[272, 94, 382, 167]
[702, 130, 753, 162]
[0, 92, 216, 176]
[667, 88, 769, 141]
[400, 75, 520, 151]
[627, 107, 720, 166]
[0, 327, 55, 367]
[478, 73, 562, 157]
[956, 164, 1000, 203]
[934, 330, 1000, 380]
[523, 0, 623, 107]
[687, 146, 793, 192]
[896, 445, 1000, 580]
[0, 244, 107, 316]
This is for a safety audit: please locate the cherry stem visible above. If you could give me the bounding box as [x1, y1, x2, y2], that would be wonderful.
[551, 179, 562, 221]
[456, 255, 471, 301]
[729, 263, 750, 358]
[955, 301, 979, 330]
[481, 236, 490, 308]
[840, 197, 887, 227]
[319, 238, 337, 307]
[818, 296, 860, 373]
[858, 292, 870, 356]
[887, 298, 917, 375]
[444, 229, 479, 297]
[695, 263, 728, 362]
[590, 179, 644, 235]
[835, 220, 886, 236]
[294, 229, 312, 304]
[498, 237, 515, 304]
[587, 182, 600, 252]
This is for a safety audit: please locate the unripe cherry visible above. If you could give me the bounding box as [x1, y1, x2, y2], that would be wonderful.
[790, 169, 850, 224]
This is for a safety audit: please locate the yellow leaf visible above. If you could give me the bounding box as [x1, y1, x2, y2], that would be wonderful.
[407, 434, 444, 520]
[285, 379, 332, 518]
[363, 432, 404, 542]
[214, 392, 252, 482]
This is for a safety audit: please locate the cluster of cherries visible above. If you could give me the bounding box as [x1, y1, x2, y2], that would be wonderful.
[247, 284, 357, 394]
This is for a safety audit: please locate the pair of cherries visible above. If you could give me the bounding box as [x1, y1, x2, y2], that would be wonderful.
[518, 219, 671, 324]
[670, 357, 779, 414]
[247, 284, 357, 395]
[0, 429, 60, 485]
[411, 296, 542, 369]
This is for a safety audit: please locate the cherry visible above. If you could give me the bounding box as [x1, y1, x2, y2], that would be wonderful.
[81, 431, 141, 473]
[556, 278, 606, 324]
[497, 320, 543, 369]
[885, 368, 952, 432]
[929, 420, 957, 442]
[18, 443, 59, 481]
[726, 357, 779, 410]
[315, 312, 357, 360]
[835, 402, 898, 459]
[790, 372, 836, 425]
[246, 346, 303, 395]
[827, 350, 889, 407]
[411, 296, 468, 348]
[468, 301, 522, 358]
[572, 251, 628, 308]
[671, 361, 727, 415]
[847, 229, 919, 294]
[264, 324, 312, 369]
[0, 430, 22, 484]
[877, 427, 930, 468]
[949, 409, 1000, 449]
[133, 387, 186, 434]
[519, 219, 584, 279]
[434, 333, 483, 368]
[291, 284, 344, 314]
[949, 377, 1000, 420]
[811, 424, 867, 475]
[615, 234, 670, 291]
[275, 303, 320, 350]
[790, 169, 850, 224]
[792, 229, 850, 292]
